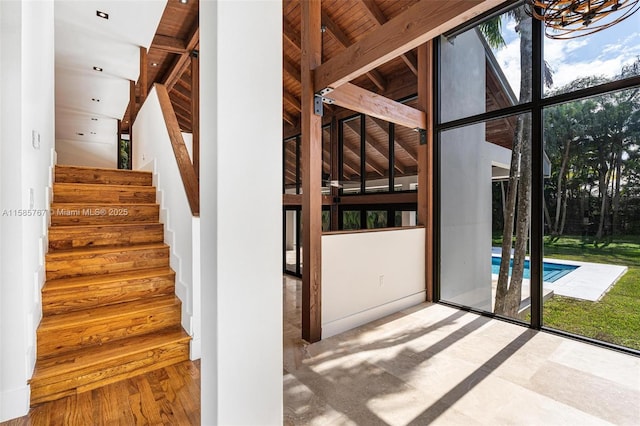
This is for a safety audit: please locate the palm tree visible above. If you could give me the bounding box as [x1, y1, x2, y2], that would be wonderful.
[482, 6, 535, 317]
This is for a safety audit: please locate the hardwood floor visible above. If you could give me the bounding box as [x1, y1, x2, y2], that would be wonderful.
[2, 360, 200, 426]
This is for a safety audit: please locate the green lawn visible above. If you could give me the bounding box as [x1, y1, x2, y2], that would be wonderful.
[542, 235, 640, 351]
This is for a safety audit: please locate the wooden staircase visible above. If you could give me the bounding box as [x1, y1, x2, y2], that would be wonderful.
[30, 165, 191, 406]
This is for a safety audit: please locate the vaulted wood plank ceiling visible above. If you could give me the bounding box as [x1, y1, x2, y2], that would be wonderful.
[129, 0, 515, 165]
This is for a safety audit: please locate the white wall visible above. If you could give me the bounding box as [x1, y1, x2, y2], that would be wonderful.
[200, 0, 283, 424]
[0, 0, 55, 421]
[321, 228, 426, 337]
[132, 87, 200, 358]
[439, 31, 492, 311]
[55, 138, 117, 169]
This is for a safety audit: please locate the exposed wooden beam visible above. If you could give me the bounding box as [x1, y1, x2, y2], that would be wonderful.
[369, 117, 418, 163]
[321, 10, 386, 91]
[139, 47, 148, 104]
[324, 83, 426, 130]
[283, 58, 301, 83]
[163, 24, 199, 91]
[417, 41, 434, 302]
[129, 79, 137, 125]
[358, 0, 418, 76]
[315, 0, 503, 91]
[283, 91, 302, 112]
[191, 54, 200, 180]
[156, 84, 199, 216]
[301, 0, 323, 343]
[330, 117, 339, 231]
[152, 34, 187, 54]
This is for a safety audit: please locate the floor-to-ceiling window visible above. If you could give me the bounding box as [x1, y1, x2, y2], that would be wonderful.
[437, 1, 640, 352]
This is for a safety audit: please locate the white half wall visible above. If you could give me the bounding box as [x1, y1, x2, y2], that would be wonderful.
[322, 228, 426, 338]
[0, 0, 55, 421]
[200, 0, 283, 424]
[132, 87, 199, 359]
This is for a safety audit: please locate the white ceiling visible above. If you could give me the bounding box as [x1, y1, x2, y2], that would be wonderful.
[55, 0, 166, 149]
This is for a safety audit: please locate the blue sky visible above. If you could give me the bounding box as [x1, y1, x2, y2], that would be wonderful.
[492, 11, 640, 96]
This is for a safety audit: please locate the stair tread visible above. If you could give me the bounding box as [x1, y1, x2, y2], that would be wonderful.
[47, 242, 168, 258]
[53, 182, 156, 190]
[43, 267, 174, 292]
[49, 223, 163, 231]
[39, 295, 180, 330]
[31, 328, 190, 381]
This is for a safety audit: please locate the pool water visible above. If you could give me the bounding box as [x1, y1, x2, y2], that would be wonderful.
[491, 257, 578, 283]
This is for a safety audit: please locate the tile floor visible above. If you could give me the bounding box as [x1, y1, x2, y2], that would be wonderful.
[283, 275, 640, 425]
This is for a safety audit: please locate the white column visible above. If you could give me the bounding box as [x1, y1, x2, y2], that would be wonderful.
[200, 1, 283, 424]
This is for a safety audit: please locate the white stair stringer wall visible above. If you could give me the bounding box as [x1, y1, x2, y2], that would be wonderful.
[133, 88, 201, 360]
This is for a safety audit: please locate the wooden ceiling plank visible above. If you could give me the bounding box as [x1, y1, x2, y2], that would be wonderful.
[314, 0, 503, 91]
[324, 83, 426, 130]
[321, 10, 386, 91]
[283, 58, 301, 83]
[283, 109, 298, 127]
[369, 116, 418, 163]
[283, 19, 302, 51]
[343, 120, 391, 167]
[152, 34, 187, 54]
[358, 0, 418, 76]
[341, 128, 385, 177]
[283, 91, 302, 112]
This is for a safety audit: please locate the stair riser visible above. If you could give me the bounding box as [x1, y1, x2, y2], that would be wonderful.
[49, 224, 164, 250]
[55, 166, 153, 186]
[30, 340, 189, 406]
[46, 247, 169, 280]
[42, 275, 175, 315]
[37, 305, 182, 359]
[50, 205, 159, 226]
[53, 184, 156, 204]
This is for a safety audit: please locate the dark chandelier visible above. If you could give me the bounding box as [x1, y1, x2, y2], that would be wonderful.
[526, 0, 640, 39]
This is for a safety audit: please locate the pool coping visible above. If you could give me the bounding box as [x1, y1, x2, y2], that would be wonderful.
[491, 253, 628, 302]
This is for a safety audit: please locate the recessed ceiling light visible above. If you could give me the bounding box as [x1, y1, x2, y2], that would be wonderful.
[96, 10, 109, 19]
[179, 0, 188, 4]
[91, 98, 100, 102]
[151, 62, 158, 67]
[93, 66, 103, 72]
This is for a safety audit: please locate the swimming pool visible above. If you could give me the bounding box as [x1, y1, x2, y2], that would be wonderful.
[491, 257, 579, 283]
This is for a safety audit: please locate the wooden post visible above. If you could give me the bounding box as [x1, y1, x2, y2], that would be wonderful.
[117, 119, 122, 168]
[191, 53, 200, 179]
[139, 46, 148, 104]
[417, 41, 434, 302]
[330, 116, 339, 231]
[129, 79, 137, 125]
[301, 0, 322, 343]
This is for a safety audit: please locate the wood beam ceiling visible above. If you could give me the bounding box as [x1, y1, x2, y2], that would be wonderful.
[163, 24, 199, 91]
[357, 0, 418, 76]
[314, 0, 503, 91]
[320, 10, 386, 91]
